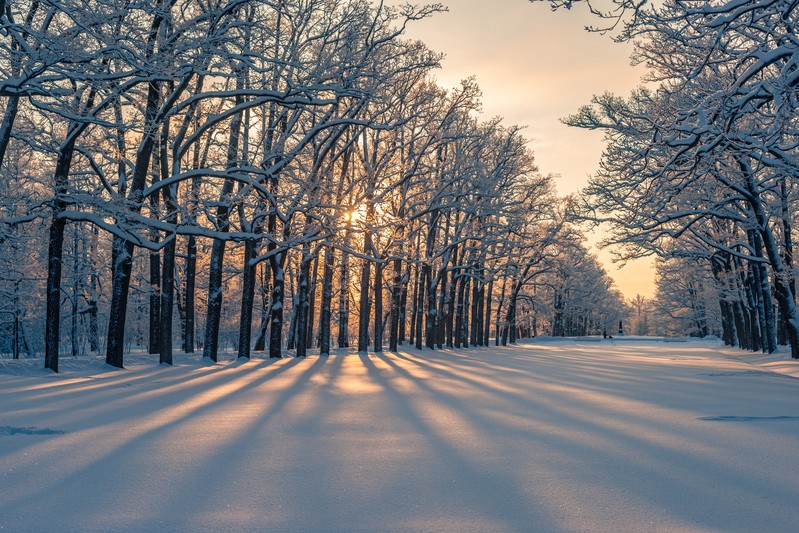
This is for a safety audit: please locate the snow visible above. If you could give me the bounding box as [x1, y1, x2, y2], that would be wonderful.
[1, 339, 798, 532]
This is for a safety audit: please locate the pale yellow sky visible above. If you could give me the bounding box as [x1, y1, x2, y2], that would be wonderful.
[395, 0, 656, 299]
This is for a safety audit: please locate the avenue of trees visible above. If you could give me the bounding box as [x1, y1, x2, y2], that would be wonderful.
[542, 0, 799, 357]
[0, 0, 627, 371]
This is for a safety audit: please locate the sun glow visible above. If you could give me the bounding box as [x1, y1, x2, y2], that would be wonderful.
[343, 205, 366, 223]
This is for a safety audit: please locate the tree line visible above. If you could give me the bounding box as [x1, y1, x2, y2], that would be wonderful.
[542, 0, 799, 357]
[0, 0, 627, 371]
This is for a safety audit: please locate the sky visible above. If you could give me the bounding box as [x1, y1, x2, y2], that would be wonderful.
[393, 0, 657, 299]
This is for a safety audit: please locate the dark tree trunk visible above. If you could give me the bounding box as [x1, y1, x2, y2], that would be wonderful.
[238, 239, 258, 359]
[45, 217, 67, 371]
[106, 77, 163, 369]
[160, 120, 177, 365]
[106, 238, 134, 368]
[496, 273, 509, 346]
[475, 278, 485, 346]
[357, 201, 374, 352]
[202, 213, 231, 363]
[483, 278, 493, 345]
[183, 236, 196, 353]
[437, 260, 449, 349]
[287, 266, 298, 351]
[454, 275, 466, 349]
[357, 254, 371, 352]
[337, 242, 350, 349]
[319, 245, 335, 356]
[470, 273, 480, 346]
[409, 263, 419, 347]
[374, 259, 384, 352]
[741, 162, 799, 358]
[447, 245, 460, 348]
[295, 249, 312, 358]
[414, 265, 426, 350]
[505, 292, 518, 345]
[160, 236, 176, 364]
[202, 89, 242, 362]
[268, 249, 287, 358]
[424, 263, 436, 350]
[0, 96, 19, 170]
[752, 230, 777, 353]
[45, 138, 78, 372]
[389, 258, 402, 352]
[399, 265, 409, 345]
[306, 252, 319, 350]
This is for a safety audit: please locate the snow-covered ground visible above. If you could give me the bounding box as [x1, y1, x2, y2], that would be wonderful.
[1, 338, 798, 532]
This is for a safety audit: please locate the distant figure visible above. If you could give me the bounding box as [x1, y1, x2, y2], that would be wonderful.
[603, 330, 607, 339]
[618, 320, 624, 336]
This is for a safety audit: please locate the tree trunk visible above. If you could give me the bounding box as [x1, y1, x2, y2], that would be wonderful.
[337, 240, 350, 348]
[470, 272, 480, 346]
[484, 278, 493, 345]
[744, 168, 799, 358]
[389, 257, 402, 352]
[475, 277, 485, 346]
[752, 230, 777, 353]
[202, 88, 242, 362]
[237, 240, 258, 359]
[357, 201, 374, 352]
[106, 77, 163, 369]
[295, 249, 312, 358]
[306, 252, 319, 350]
[436, 262, 448, 349]
[357, 254, 371, 352]
[45, 138, 78, 372]
[319, 245, 335, 356]
[160, 236, 176, 364]
[148, 261, 161, 354]
[505, 290, 518, 345]
[454, 275, 466, 349]
[399, 264, 409, 345]
[414, 265, 426, 350]
[202, 229, 229, 362]
[424, 263, 436, 350]
[253, 261, 270, 352]
[287, 263, 298, 351]
[183, 235, 196, 353]
[0, 96, 19, 170]
[106, 238, 135, 368]
[268, 249, 287, 358]
[409, 263, 419, 347]
[374, 259, 383, 352]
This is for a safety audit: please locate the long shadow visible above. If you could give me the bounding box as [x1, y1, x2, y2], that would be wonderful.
[7, 357, 287, 433]
[359, 352, 560, 531]
[3, 344, 798, 531]
[374, 346, 799, 532]
[0, 356, 305, 511]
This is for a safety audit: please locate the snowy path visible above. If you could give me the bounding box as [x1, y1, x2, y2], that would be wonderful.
[1, 340, 798, 532]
